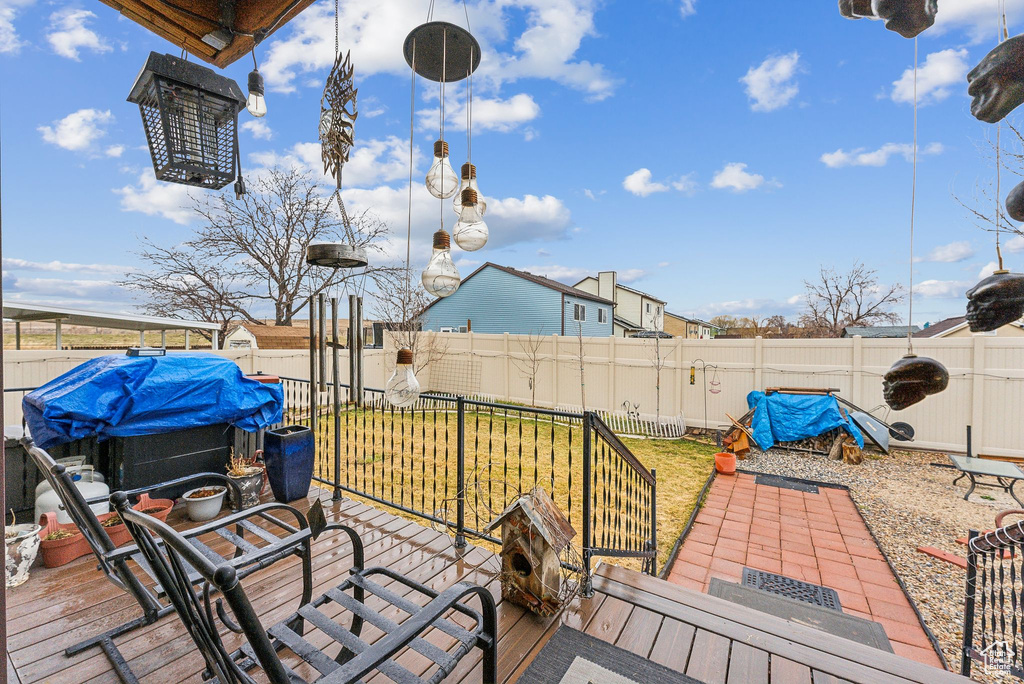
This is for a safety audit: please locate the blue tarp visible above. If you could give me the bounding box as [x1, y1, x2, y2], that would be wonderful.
[24, 353, 283, 449]
[746, 391, 863, 452]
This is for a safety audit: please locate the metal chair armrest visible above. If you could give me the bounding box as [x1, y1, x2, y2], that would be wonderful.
[84, 473, 245, 510]
[323, 522, 365, 572]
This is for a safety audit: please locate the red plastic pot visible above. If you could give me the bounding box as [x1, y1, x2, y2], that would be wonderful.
[714, 452, 737, 475]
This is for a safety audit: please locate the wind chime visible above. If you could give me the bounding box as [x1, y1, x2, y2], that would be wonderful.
[965, 3, 1024, 332]
[306, 0, 369, 411]
[385, 6, 486, 408]
[882, 37, 948, 411]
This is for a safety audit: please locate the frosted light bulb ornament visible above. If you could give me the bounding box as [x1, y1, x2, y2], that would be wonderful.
[421, 229, 461, 297]
[453, 164, 487, 216]
[453, 189, 489, 252]
[384, 348, 421, 408]
[425, 140, 459, 199]
[246, 69, 266, 117]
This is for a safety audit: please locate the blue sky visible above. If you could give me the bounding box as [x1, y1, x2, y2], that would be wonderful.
[1, 0, 1021, 326]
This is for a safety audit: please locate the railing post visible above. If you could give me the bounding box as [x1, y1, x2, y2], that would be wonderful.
[455, 397, 467, 549]
[581, 411, 593, 597]
[962, 529, 979, 677]
[331, 297, 342, 502]
[649, 467, 657, 576]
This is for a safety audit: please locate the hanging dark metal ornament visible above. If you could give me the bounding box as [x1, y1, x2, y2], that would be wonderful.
[968, 34, 1024, 124]
[883, 355, 949, 411]
[1008, 180, 1024, 222]
[838, 0, 937, 39]
[403, 21, 481, 83]
[966, 271, 1024, 332]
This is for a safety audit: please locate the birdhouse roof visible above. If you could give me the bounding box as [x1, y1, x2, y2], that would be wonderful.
[484, 487, 576, 553]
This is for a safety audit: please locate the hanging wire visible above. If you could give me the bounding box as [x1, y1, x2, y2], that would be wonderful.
[995, 0, 1009, 270]
[440, 29, 447, 230]
[405, 39, 417, 329]
[251, 48, 258, 70]
[467, 45, 473, 166]
[907, 37, 918, 356]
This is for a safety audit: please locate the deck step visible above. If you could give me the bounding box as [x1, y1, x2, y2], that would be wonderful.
[708, 578, 894, 652]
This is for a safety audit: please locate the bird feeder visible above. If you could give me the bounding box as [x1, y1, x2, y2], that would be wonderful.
[127, 52, 245, 190]
[485, 487, 576, 617]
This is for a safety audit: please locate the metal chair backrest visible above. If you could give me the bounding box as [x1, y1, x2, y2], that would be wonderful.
[112, 492, 291, 684]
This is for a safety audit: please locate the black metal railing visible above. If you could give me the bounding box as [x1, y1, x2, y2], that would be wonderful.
[963, 520, 1024, 678]
[275, 376, 658, 580]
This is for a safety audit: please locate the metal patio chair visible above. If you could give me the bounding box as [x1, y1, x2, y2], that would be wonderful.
[112, 492, 499, 684]
[26, 440, 314, 684]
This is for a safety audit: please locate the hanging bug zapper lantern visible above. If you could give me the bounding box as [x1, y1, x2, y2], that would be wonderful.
[127, 52, 245, 191]
[404, 15, 484, 298]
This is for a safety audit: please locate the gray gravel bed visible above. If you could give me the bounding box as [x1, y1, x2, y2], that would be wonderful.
[742, 448, 1018, 682]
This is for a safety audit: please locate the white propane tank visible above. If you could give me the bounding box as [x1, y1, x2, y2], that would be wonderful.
[35, 466, 109, 525]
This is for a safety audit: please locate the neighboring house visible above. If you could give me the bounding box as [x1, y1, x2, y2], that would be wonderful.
[664, 312, 719, 339]
[913, 315, 1024, 338]
[840, 325, 920, 338]
[224, 320, 374, 349]
[573, 271, 666, 337]
[418, 263, 614, 336]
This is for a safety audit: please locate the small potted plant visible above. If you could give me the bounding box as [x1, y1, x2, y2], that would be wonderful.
[182, 486, 227, 522]
[38, 519, 89, 568]
[226, 449, 265, 510]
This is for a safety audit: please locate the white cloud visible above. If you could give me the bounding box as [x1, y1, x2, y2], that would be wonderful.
[977, 261, 1003, 279]
[696, 296, 804, 318]
[711, 162, 775, 192]
[536, 248, 551, 257]
[658, 261, 670, 268]
[583, 188, 601, 201]
[915, 240, 975, 263]
[241, 120, 274, 140]
[38, 109, 113, 152]
[820, 142, 944, 168]
[2, 275, 125, 302]
[913, 279, 972, 298]
[262, 0, 617, 100]
[3, 258, 129, 274]
[114, 171, 194, 225]
[46, 8, 110, 60]
[1006, 236, 1024, 253]
[623, 168, 668, 197]
[105, 144, 125, 158]
[891, 49, 969, 105]
[740, 52, 801, 112]
[0, 0, 34, 54]
[520, 265, 645, 285]
[426, 93, 541, 134]
[679, 0, 697, 18]
[933, 0, 1024, 43]
[249, 136, 417, 189]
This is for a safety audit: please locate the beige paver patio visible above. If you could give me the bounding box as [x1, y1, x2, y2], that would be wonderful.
[667, 472, 945, 669]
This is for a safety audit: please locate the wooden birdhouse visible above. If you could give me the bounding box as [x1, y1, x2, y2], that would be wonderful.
[484, 487, 576, 617]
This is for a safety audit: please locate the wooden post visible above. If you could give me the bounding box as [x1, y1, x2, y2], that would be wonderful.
[184, 329, 190, 350]
[331, 297, 342, 501]
[160, 330, 167, 349]
[55, 319, 62, 350]
[14, 321, 20, 350]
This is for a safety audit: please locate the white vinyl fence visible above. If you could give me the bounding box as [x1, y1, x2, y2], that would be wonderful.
[4, 332, 1023, 457]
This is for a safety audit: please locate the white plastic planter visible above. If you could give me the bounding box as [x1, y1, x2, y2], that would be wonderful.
[182, 486, 226, 522]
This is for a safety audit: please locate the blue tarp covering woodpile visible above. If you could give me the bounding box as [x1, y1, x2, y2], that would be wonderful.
[746, 391, 863, 452]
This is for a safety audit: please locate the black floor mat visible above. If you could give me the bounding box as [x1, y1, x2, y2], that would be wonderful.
[754, 473, 819, 493]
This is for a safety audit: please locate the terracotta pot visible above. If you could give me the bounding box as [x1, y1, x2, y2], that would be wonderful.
[133, 493, 175, 523]
[714, 452, 737, 475]
[38, 513, 91, 568]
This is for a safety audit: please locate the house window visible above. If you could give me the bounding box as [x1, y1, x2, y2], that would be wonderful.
[598, 308, 607, 324]
[573, 303, 586, 322]
[646, 302, 651, 313]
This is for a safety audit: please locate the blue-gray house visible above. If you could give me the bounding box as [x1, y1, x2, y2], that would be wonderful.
[418, 263, 615, 336]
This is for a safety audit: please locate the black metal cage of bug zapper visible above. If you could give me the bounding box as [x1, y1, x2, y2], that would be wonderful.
[127, 52, 246, 190]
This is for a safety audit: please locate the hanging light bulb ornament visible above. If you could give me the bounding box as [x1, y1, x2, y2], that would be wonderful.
[422, 229, 461, 297]
[453, 163, 487, 216]
[246, 64, 266, 117]
[453, 188, 489, 251]
[966, 270, 1024, 332]
[384, 348, 421, 408]
[883, 355, 949, 411]
[425, 140, 459, 199]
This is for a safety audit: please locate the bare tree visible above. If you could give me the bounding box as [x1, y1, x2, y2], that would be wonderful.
[370, 270, 447, 378]
[709, 315, 741, 334]
[511, 332, 546, 407]
[573, 323, 587, 412]
[642, 309, 670, 425]
[799, 263, 904, 337]
[122, 167, 393, 345]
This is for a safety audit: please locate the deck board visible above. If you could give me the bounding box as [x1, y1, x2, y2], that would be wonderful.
[7, 487, 970, 683]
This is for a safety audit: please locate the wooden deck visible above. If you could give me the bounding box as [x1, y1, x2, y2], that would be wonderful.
[6, 487, 969, 683]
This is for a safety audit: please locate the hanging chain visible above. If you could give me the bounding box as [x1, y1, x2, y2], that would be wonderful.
[905, 36, 921, 356]
[335, 0, 339, 56]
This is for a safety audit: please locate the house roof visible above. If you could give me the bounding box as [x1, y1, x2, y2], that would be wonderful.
[574, 275, 667, 304]
[483, 486, 576, 552]
[419, 263, 614, 314]
[842, 325, 920, 338]
[228, 323, 317, 349]
[665, 311, 719, 329]
[2, 302, 220, 332]
[613, 315, 641, 330]
[631, 330, 674, 339]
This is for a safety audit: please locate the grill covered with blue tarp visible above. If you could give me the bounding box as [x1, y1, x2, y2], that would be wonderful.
[24, 353, 283, 449]
[746, 390, 863, 452]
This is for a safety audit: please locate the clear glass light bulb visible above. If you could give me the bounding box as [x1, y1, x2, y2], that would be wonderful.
[421, 230, 461, 297]
[246, 69, 266, 117]
[425, 140, 459, 199]
[453, 189, 489, 251]
[453, 164, 487, 216]
[384, 349, 421, 408]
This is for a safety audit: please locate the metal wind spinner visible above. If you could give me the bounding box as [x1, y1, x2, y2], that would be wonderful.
[319, 50, 358, 188]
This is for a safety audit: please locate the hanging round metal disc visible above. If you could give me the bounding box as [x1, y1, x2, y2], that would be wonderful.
[403, 21, 481, 83]
[306, 243, 369, 269]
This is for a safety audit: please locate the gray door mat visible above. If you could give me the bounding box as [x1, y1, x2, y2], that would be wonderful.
[709, 578, 894, 652]
[754, 473, 819, 493]
[742, 567, 842, 610]
[517, 626, 701, 684]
